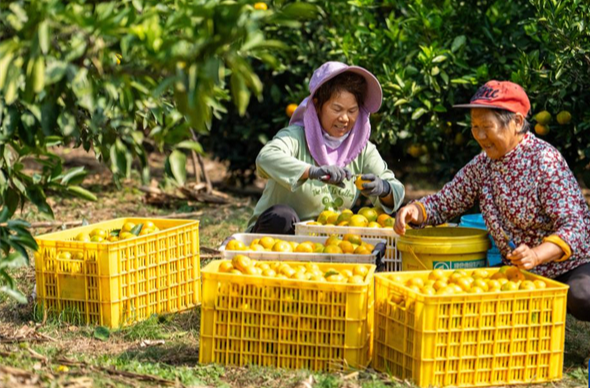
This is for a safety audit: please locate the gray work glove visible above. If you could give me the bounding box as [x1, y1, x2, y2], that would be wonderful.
[359, 174, 391, 198]
[308, 165, 352, 188]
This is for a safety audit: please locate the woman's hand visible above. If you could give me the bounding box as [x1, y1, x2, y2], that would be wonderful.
[507, 245, 542, 270]
[507, 241, 566, 270]
[308, 165, 352, 187]
[358, 174, 391, 198]
[393, 204, 423, 235]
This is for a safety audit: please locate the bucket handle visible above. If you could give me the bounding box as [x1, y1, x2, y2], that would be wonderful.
[407, 247, 429, 270]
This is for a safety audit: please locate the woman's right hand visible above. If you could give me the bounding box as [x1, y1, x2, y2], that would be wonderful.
[308, 165, 352, 187]
[394, 204, 423, 235]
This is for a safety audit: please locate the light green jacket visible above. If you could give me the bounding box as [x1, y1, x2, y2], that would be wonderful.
[247, 125, 405, 230]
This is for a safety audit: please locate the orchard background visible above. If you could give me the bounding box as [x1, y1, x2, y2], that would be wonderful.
[0, 0, 589, 386]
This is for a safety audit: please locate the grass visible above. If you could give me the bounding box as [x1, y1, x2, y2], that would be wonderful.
[1, 167, 590, 387]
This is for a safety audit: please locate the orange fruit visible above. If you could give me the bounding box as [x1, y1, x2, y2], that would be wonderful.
[262, 269, 277, 277]
[90, 235, 104, 243]
[272, 241, 292, 253]
[389, 274, 403, 283]
[326, 274, 345, 283]
[354, 176, 370, 191]
[343, 234, 362, 245]
[349, 215, 369, 227]
[89, 228, 107, 238]
[437, 286, 455, 295]
[376, 214, 392, 227]
[556, 110, 572, 125]
[295, 242, 314, 253]
[325, 235, 342, 246]
[324, 245, 343, 254]
[313, 243, 325, 253]
[336, 210, 353, 224]
[337, 221, 349, 227]
[406, 277, 424, 288]
[75, 232, 91, 242]
[226, 240, 246, 251]
[353, 265, 368, 277]
[456, 277, 472, 291]
[428, 269, 445, 281]
[260, 237, 275, 250]
[354, 246, 370, 255]
[285, 103, 297, 117]
[501, 281, 520, 292]
[469, 286, 484, 294]
[119, 232, 134, 240]
[487, 279, 501, 292]
[472, 278, 488, 291]
[534, 123, 549, 136]
[421, 286, 436, 296]
[338, 240, 355, 254]
[471, 269, 489, 279]
[348, 275, 365, 284]
[232, 254, 252, 272]
[358, 207, 378, 223]
[533, 280, 547, 289]
[535, 110, 551, 125]
[368, 222, 381, 228]
[288, 241, 299, 251]
[250, 244, 266, 252]
[520, 280, 536, 290]
[490, 272, 507, 280]
[433, 280, 448, 291]
[253, 2, 268, 10]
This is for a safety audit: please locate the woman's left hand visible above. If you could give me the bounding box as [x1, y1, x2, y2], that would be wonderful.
[507, 244, 542, 270]
[359, 174, 391, 198]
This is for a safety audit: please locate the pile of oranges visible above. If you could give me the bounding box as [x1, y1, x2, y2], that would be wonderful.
[72, 221, 161, 243]
[389, 266, 546, 301]
[218, 257, 370, 284]
[226, 234, 375, 255]
[309, 207, 394, 229]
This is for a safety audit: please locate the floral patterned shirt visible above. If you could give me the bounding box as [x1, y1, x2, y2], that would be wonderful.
[418, 132, 590, 278]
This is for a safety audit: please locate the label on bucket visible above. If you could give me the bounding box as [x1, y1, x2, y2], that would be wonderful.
[432, 259, 486, 270]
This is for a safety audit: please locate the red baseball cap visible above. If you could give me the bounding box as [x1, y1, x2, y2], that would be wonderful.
[454, 80, 530, 117]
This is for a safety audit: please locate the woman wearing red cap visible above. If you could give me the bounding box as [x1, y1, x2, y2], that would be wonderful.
[247, 61, 405, 234]
[394, 80, 590, 322]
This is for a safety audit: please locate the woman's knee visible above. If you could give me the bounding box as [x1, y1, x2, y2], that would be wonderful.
[252, 204, 299, 234]
[567, 279, 590, 322]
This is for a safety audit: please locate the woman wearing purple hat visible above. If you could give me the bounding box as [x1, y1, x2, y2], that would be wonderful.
[394, 80, 590, 322]
[247, 61, 405, 234]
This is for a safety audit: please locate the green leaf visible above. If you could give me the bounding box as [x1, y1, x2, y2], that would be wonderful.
[432, 55, 447, 63]
[61, 167, 87, 185]
[168, 150, 187, 185]
[0, 286, 27, 304]
[230, 72, 250, 116]
[411, 108, 427, 120]
[280, 3, 320, 19]
[110, 229, 121, 237]
[0, 252, 27, 270]
[38, 21, 49, 55]
[176, 141, 203, 154]
[130, 223, 143, 236]
[451, 35, 466, 52]
[45, 61, 68, 85]
[94, 326, 110, 341]
[394, 99, 409, 107]
[66, 186, 97, 201]
[0, 52, 14, 90]
[58, 111, 76, 136]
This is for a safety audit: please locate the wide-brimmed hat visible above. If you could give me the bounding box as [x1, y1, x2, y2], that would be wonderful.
[290, 62, 382, 125]
[454, 80, 530, 117]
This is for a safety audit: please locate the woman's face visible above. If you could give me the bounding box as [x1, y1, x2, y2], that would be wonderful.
[470, 108, 524, 160]
[316, 90, 359, 138]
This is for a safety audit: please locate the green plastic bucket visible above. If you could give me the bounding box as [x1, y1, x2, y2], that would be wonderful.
[397, 227, 491, 271]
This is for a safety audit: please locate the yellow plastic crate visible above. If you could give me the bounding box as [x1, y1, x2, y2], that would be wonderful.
[200, 260, 375, 371]
[34, 218, 200, 328]
[373, 270, 568, 387]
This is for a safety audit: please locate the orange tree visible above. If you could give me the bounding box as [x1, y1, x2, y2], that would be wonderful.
[0, 0, 315, 300]
[210, 0, 590, 184]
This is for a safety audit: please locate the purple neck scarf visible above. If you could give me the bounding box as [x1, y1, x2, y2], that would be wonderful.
[293, 101, 370, 167]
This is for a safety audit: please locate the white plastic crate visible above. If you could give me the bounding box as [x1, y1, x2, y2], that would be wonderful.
[219, 233, 386, 265]
[295, 221, 399, 270]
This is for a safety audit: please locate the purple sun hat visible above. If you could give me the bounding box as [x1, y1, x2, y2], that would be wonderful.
[288, 62, 382, 168]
